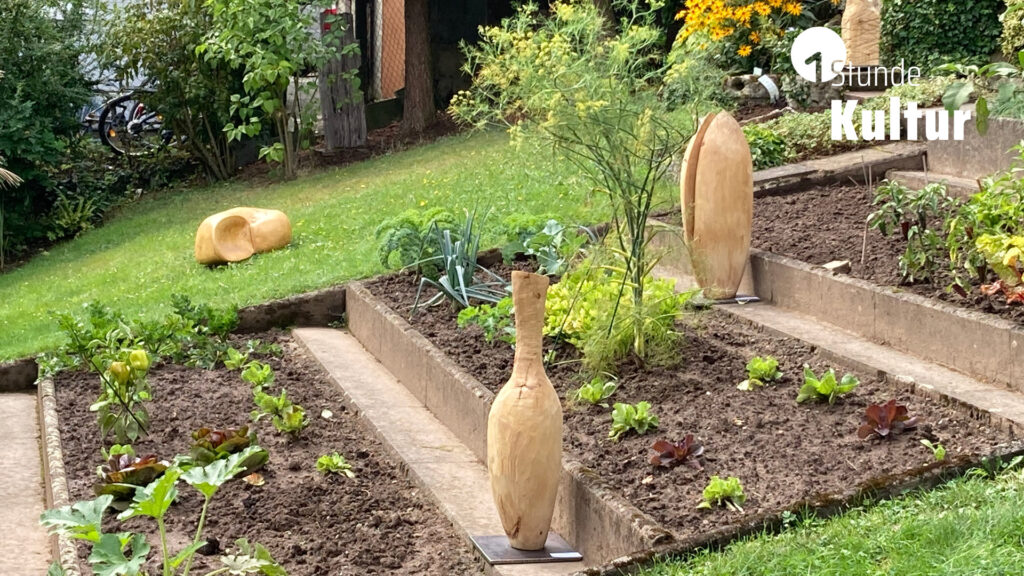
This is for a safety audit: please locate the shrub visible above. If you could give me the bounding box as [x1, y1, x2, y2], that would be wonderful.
[757, 111, 860, 162]
[1002, 0, 1024, 57]
[0, 0, 91, 259]
[200, 0, 354, 179]
[106, 0, 241, 180]
[544, 253, 696, 375]
[880, 0, 1003, 71]
[743, 124, 790, 170]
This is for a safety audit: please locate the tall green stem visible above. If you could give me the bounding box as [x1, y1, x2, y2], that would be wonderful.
[182, 496, 212, 576]
[158, 517, 171, 576]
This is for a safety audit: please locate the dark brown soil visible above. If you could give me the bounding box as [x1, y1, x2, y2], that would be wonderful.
[53, 332, 483, 576]
[364, 270, 1016, 537]
[750, 183, 1024, 324]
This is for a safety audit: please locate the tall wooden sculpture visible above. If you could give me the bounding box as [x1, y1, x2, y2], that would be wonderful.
[680, 111, 753, 300]
[842, 0, 881, 67]
[487, 271, 562, 551]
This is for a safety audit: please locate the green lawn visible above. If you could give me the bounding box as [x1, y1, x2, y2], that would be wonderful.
[637, 468, 1024, 576]
[0, 131, 638, 360]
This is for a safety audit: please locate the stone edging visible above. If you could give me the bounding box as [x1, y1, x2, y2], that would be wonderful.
[37, 378, 81, 575]
[577, 443, 1024, 575]
[344, 282, 672, 566]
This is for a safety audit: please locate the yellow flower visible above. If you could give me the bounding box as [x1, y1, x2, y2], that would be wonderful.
[783, 1, 802, 15]
[737, 44, 752, 57]
[753, 2, 771, 16]
[749, 31, 761, 44]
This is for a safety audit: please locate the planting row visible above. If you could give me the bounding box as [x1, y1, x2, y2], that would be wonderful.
[42, 299, 481, 575]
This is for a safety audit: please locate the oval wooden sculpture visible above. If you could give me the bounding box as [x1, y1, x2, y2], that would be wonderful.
[194, 207, 292, 265]
[842, 0, 881, 67]
[680, 111, 753, 300]
[487, 271, 562, 551]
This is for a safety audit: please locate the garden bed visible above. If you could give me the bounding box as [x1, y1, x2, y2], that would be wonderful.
[51, 331, 482, 576]
[364, 269, 1017, 540]
[748, 183, 1024, 325]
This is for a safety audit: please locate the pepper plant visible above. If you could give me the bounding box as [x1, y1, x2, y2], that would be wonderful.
[451, 0, 697, 362]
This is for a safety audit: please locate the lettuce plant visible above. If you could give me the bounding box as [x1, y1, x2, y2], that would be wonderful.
[252, 388, 308, 437]
[609, 401, 659, 441]
[698, 476, 745, 512]
[649, 435, 704, 469]
[796, 366, 859, 404]
[737, 355, 783, 390]
[241, 361, 274, 390]
[190, 426, 268, 474]
[95, 446, 170, 500]
[857, 400, 919, 439]
[572, 376, 617, 407]
[316, 452, 356, 478]
[457, 297, 515, 345]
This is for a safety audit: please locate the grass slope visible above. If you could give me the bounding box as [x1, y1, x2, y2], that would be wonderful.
[638, 467, 1024, 576]
[0, 131, 636, 360]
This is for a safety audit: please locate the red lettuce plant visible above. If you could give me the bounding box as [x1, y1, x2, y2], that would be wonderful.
[858, 400, 919, 439]
[650, 434, 704, 469]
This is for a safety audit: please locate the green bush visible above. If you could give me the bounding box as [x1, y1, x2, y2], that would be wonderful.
[544, 253, 696, 375]
[106, 0, 243, 181]
[757, 111, 860, 162]
[1002, 0, 1024, 57]
[0, 0, 91, 259]
[743, 124, 790, 170]
[881, 0, 1003, 71]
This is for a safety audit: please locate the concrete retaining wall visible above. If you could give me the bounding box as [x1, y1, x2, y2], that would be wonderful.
[345, 282, 672, 565]
[925, 117, 1024, 179]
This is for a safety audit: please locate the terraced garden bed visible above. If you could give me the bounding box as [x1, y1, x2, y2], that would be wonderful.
[50, 331, 482, 576]
[364, 268, 1019, 543]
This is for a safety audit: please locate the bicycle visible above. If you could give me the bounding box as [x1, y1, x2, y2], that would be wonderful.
[80, 88, 173, 156]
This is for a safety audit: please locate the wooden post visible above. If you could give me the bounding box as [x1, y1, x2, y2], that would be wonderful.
[320, 4, 367, 150]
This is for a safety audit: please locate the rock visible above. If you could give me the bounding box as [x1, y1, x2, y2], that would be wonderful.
[822, 260, 852, 274]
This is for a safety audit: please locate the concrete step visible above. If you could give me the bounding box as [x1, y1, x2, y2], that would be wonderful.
[0, 391, 52, 574]
[718, 303, 1024, 431]
[886, 169, 980, 198]
[293, 328, 585, 576]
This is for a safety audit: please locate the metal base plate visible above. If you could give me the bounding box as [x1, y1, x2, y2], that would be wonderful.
[470, 533, 582, 565]
[694, 294, 760, 306]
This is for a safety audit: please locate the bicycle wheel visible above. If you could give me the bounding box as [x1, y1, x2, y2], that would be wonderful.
[99, 93, 169, 156]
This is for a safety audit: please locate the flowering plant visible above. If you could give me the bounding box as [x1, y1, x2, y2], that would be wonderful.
[674, 0, 840, 70]
[451, 0, 697, 363]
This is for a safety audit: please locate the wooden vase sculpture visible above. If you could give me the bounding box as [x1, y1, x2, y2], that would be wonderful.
[680, 111, 753, 300]
[194, 207, 292, 265]
[487, 271, 562, 551]
[842, 0, 881, 67]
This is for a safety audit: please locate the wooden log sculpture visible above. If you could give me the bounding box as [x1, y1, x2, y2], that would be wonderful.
[680, 111, 753, 300]
[842, 0, 881, 67]
[487, 271, 562, 551]
[194, 207, 292, 265]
